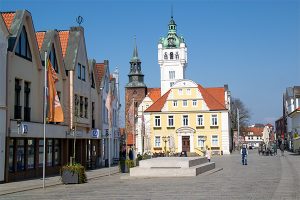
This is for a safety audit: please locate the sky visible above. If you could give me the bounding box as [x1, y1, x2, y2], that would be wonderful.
[1, 0, 299, 126]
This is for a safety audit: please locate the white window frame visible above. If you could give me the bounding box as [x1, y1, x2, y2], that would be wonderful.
[183, 100, 188, 107]
[187, 88, 191, 95]
[169, 71, 175, 79]
[173, 100, 178, 107]
[179, 89, 182, 95]
[192, 100, 197, 107]
[211, 135, 219, 147]
[155, 116, 161, 127]
[183, 115, 189, 126]
[168, 115, 174, 127]
[211, 114, 218, 126]
[197, 135, 205, 148]
[155, 136, 161, 147]
[197, 114, 204, 126]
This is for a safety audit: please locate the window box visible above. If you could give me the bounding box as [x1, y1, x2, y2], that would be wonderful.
[153, 127, 161, 130]
[196, 126, 205, 129]
[210, 125, 219, 129]
[153, 147, 162, 151]
[167, 126, 175, 129]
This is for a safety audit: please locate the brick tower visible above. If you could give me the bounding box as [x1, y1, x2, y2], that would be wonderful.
[125, 39, 147, 148]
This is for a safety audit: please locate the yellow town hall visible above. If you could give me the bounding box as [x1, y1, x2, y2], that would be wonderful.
[125, 15, 231, 156]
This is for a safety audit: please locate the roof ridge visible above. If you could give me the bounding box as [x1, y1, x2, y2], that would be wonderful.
[145, 89, 170, 112]
[198, 84, 226, 110]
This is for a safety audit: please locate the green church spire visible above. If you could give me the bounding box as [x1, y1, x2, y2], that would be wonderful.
[126, 36, 146, 88]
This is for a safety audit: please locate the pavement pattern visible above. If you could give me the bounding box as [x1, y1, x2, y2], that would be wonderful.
[1, 150, 300, 200]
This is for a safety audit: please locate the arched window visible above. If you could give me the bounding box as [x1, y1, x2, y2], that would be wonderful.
[164, 52, 168, 59]
[170, 52, 174, 60]
[175, 52, 179, 60]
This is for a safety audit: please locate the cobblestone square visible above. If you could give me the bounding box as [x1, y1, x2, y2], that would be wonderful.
[1, 151, 300, 200]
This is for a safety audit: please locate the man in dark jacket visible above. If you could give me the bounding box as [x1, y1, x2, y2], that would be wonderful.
[240, 144, 248, 165]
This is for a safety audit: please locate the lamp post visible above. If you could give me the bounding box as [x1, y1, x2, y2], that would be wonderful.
[162, 136, 170, 155]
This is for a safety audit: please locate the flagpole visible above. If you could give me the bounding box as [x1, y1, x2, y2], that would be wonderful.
[43, 52, 47, 189]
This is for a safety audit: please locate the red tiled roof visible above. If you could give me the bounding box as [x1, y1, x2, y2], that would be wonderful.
[1, 12, 15, 30]
[58, 31, 69, 57]
[198, 85, 226, 110]
[245, 127, 264, 136]
[94, 63, 105, 88]
[265, 123, 273, 128]
[147, 88, 161, 102]
[145, 90, 171, 112]
[35, 32, 45, 50]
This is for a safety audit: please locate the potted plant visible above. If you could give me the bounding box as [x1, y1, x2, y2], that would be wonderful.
[61, 163, 87, 184]
[119, 159, 135, 173]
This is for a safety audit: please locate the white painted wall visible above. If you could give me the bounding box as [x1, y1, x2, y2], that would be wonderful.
[158, 43, 187, 95]
[0, 23, 8, 182]
[221, 112, 230, 154]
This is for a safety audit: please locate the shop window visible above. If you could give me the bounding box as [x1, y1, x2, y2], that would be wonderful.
[54, 139, 60, 165]
[27, 139, 35, 169]
[9, 139, 15, 172]
[38, 140, 44, 167]
[16, 139, 25, 171]
[47, 139, 53, 166]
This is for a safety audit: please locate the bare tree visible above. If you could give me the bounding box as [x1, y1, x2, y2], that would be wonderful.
[231, 97, 251, 133]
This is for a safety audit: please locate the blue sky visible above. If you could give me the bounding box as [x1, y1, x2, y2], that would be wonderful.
[1, 0, 299, 126]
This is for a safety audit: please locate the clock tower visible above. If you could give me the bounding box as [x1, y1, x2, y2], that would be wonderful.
[125, 40, 147, 141]
[158, 15, 188, 95]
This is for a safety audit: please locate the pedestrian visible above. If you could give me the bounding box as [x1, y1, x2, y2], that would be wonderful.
[280, 143, 284, 156]
[273, 142, 277, 156]
[206, 148, 211, 162]
[240, 144, 248, 165]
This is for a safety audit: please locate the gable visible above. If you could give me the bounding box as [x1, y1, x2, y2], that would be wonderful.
[6, 10, 42, 70]
[1, 12, 15, 31]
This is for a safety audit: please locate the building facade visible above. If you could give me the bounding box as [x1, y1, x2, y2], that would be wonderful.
[0, 13, 9, 183]
[129, 16, 231, 156]
[1, 10, 120, 182]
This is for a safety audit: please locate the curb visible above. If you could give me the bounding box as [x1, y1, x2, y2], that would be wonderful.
[0, 168, 120, 196]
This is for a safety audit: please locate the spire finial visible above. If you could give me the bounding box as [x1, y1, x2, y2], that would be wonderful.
[132, 35, 138, 59]
[171, 5, 173, 19]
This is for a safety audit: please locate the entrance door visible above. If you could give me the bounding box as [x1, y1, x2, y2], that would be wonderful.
[182, 136, 190, 152]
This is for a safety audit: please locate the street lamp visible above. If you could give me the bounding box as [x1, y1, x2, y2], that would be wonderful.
[162, 136, 170, 155]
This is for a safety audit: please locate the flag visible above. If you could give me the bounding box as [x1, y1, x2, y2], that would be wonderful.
[47, 59, 64, 122]
[105, 86, 113, 128]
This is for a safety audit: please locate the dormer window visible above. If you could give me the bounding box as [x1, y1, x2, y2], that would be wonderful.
[49, 44, 59, 73]
[15, 27, 32, 61]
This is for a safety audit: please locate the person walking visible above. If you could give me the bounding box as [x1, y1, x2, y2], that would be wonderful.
[280, 143, 285, 156]
[240, 144, 248, 165]
[205, 148, 211, 162]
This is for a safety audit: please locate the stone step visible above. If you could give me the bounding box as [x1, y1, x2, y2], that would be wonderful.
[130, 162, 215, 177]
[187, 152, 200, 157]
[139, 157, 208, 168]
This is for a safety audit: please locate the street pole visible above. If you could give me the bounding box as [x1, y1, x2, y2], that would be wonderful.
[237, 108, 240, 150]
[43, 52, 47, 189]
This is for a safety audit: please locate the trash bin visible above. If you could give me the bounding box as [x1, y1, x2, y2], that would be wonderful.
[105, 159, 109, 167]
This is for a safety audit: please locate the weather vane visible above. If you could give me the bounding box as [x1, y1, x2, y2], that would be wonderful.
[76, 15, 83, 26]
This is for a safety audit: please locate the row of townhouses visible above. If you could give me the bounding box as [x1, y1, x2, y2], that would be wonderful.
[276, 86, 300, 151]
[125, 16, 232, 156]
[0, 10, 121, 182]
